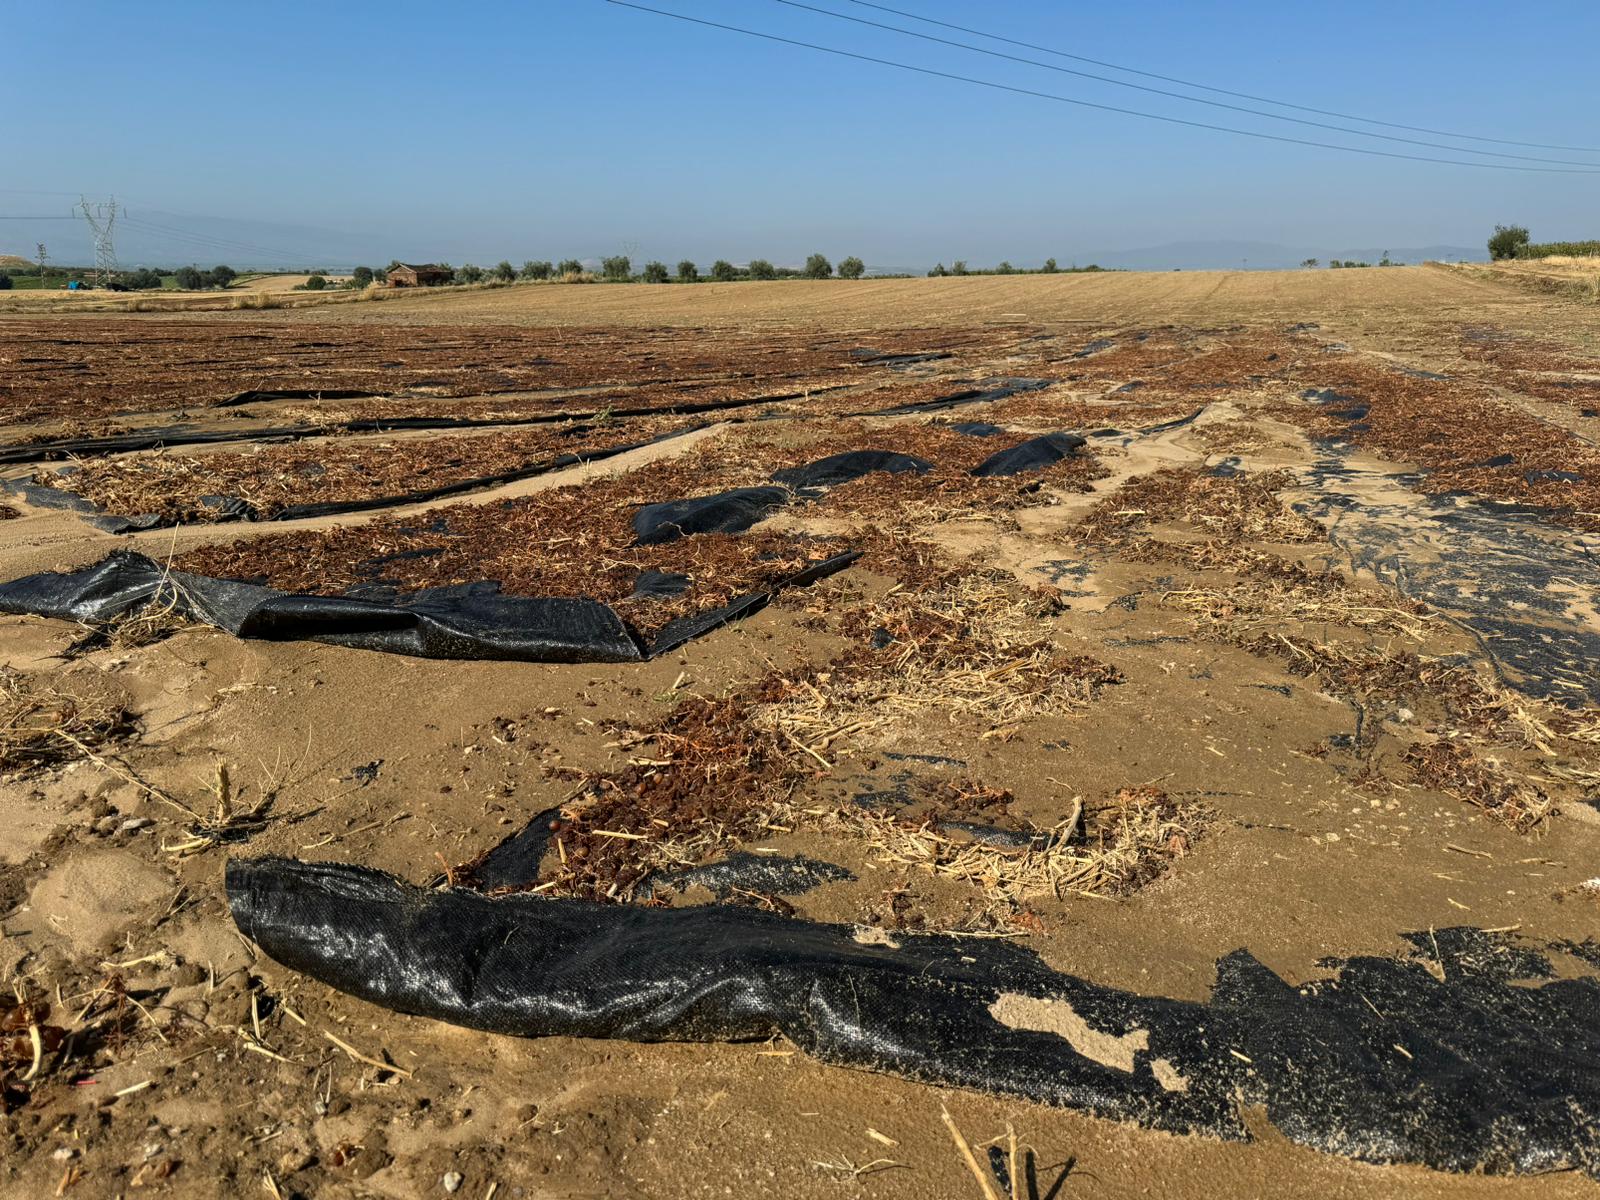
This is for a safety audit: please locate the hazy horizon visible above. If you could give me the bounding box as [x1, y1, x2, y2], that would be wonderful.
[5, 1, 1596, 270]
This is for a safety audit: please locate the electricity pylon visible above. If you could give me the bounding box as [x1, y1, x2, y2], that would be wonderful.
[79, 196, 119, 286]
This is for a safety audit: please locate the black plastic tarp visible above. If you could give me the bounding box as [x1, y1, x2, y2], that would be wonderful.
[634, 449, 942, 545]
[0, 548, 860, 663]
[970, 432, 1087, 477]
[633, 487, 791, 545]
[770, 450, 932, 491]
[227, 856, 1600, 1179]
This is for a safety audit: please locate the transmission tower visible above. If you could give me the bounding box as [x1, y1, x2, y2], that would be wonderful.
[78, 196, 119, 286]
[36, 243, 49, 287]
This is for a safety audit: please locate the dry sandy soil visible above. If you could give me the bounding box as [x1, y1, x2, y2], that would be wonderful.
[3, 268, 1600, 1199]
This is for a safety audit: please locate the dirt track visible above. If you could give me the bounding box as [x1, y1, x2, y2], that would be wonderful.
[3, 270, 1600, 1199]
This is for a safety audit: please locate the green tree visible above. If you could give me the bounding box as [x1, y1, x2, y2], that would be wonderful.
[209, 264, 237, 288]
[837, 255, 865, 279]
[174, 266, 204, 290]
[711, 259, 738, 282]
[951, 260, 968, 276]
[304, 274, 327, 291]
[455, 264, 485, 283]
[1488, 224, 1530, 261]
[557, 259, 583, 277]
[601, 255, 632, 280]
[642, 260, 669, 283]
[521, 260, 553, 280]
[1300, 258, 1319, 269]
[493, 260, 517, 282]
[676, 259, 698, 282]
[928, 263, 948, 277]
[804, 253, 833, 279]
[996, 261, 1015, 275]
[352, 266, 374, 287]
[1041, 258, 1058, 273]
[0, 274, 11, 291]
[747, 259, 775, 280]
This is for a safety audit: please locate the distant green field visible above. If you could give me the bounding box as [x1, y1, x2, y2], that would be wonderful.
[0, 272, 181, 291]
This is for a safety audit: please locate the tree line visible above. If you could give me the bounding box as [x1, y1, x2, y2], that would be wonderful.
[1489, 225, 1600, 261]
[926, 258, 1104, 276]
[354, 253, 872, 285]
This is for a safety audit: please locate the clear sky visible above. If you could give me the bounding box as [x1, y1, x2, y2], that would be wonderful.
[5, 0, 1598, 270]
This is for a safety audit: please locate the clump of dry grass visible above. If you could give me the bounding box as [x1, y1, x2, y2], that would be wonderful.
[533, 573, 1122, 903]
[0, 668, 131, 773]
[1078, 467, 1321, 547]
[159, 762, 279, 857]
[1190, 419, 1281, 455]
[1162, 573, 1433, 643]
[1405, 741, 1553, 832]
[754, 573, 1121, 750]
[834, 786, 1202, 908]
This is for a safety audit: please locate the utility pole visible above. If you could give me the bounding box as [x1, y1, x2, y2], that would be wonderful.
[79, 195, 119, 286]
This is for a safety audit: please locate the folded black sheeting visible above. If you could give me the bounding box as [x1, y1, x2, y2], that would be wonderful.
[639, 852, 855, 900]
[0, 548, 861, 664]
[633, 450, 939, 548]
[646, 551, 860, 656]
[633, 486, 791, 545]
[770, 450, 932, 490]
[970, 432, 1087, 477]
[227, 857, 1600, 1179]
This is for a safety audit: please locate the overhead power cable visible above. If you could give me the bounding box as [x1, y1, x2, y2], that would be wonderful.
[770, 0, 1600, 166]
[119, 216, 316, 265]
[604, 2, 1600, 174]
[842, 0, 1600, 154]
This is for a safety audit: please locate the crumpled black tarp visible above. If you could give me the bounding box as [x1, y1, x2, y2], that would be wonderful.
[633, 486, 791, 545]
[0, 548, 860, 663]
[770, 450, 932, 491]
[227, 856, 1600, 1179]
[970, 432, 1087, 477]
[639, 852, 855, 900]
[634, 448, 940, 544]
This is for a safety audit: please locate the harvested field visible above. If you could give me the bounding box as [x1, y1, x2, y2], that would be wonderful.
[0, 318, 1016, 425]
[4, 269, 1600, 1200]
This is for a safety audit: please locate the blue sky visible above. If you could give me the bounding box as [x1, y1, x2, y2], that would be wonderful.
[4, 0, 1598, 269]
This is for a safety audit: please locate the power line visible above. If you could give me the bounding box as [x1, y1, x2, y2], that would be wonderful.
[118, 216, 318, 265]
[842, 0, 1600, 155]
[605, 2, 1600, 174]
[770, 0, 1600, 167]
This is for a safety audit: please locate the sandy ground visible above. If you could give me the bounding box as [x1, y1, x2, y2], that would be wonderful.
[2, 270, 1600, 1198]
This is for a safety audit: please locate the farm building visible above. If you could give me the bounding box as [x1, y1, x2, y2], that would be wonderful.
[388, 263, 453, 287]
